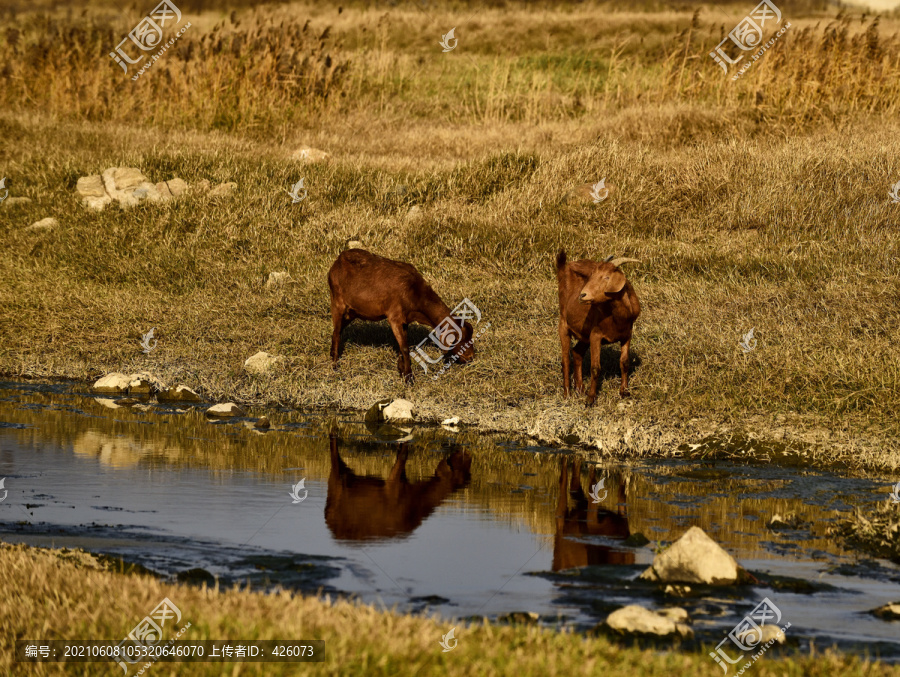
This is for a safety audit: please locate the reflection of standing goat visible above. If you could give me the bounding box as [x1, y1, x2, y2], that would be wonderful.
[556, 250, 641, 404]
[553, 457, 631, 571]
[327, 249, 474, 382]
[324, 434, 472, 540]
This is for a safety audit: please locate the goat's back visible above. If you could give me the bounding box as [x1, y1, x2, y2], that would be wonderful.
[328, 248, 433, 307]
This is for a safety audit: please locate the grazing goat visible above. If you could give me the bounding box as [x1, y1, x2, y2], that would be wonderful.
[556, 249, 641, 404]
[325, 433, 472, 540]
[328, 249, 474, 382]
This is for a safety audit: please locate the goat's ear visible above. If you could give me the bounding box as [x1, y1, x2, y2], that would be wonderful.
[603, 269, 627, 295]
[568, 260, 595, 280]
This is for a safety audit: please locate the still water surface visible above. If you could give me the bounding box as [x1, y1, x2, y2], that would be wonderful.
[1, 380, 898, 659]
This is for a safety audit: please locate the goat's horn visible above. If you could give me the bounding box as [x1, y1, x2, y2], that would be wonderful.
[609, 257, 642, 267]
[603, 255, 615, 262]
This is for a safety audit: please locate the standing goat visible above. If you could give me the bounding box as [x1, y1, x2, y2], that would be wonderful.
[328, 249, 474, 382]
[556, 249, 641, 404]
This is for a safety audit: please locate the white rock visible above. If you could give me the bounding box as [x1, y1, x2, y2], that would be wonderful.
[606, 605, 693, 639]
[640, 526, 740, 585]
[101, 167, 158, 207]
[206, 403, 246, 417]
[4, 196, 32, 206]
[155, 178, 189, 200]
[208, 182, 237, 198]
[127, 371, 164, 394]
[94, 398, 121, 409]
[244, 351, 284, 375]
[266, 272, 291, 289]
[76, 175, 112, 211]
[157, 385, 202, 402]
[737, 624, 786, 646]
[92, 373, 132, 393]
[291, 146, 330, 163]
[441, 416, 460, 426]
[382, 399, 414, 421]
[25, 217, 57, 232]
[346, 239, 363, 250]
[873, 602, 900, 620]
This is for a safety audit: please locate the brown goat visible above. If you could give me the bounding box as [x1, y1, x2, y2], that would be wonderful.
[324, 433, 472, 540]
[328, 249, 474, 382]
[556, 249, 641, 404]
[554, 457, 632, 571]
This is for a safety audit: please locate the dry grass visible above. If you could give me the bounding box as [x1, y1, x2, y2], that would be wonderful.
[1, 0, 899, 471]
[3, 542, 898, 676]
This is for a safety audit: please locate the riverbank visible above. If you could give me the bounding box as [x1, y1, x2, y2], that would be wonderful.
[1, 1, 899, 472]
[2, 542, 896, 677]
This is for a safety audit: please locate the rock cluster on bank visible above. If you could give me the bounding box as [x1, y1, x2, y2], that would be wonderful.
[76, 167, 236, 211]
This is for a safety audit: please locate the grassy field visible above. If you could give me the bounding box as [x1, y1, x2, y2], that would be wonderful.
[4, 542, 900, 677]
[1, 2, 900, 473]
[2, 1, 900, 672]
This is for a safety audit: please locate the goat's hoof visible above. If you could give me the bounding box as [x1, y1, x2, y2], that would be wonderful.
[619, 389, 631, 398]
[584, 397, 596, 407]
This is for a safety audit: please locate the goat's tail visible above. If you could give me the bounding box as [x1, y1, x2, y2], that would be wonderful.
[555, 249, 567, 272]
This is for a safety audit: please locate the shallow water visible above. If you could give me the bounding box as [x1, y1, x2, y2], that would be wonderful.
[1, 380, 899, 660]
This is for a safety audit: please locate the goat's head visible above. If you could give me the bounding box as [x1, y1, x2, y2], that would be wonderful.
[449, 320, 475, 363]
[578, 257, 641, 304]
[431, 318, 476, 364]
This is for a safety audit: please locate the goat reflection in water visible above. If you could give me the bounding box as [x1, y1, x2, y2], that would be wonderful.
[554, 457, 633, 571]
[324, 434, 472, 541]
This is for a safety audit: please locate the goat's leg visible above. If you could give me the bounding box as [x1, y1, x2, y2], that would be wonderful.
[619, 335, 632, 398]
[330, 303, 349, 367]
[559, 322, 572, 398]
[389, 317, 413, 383]
[586, 333, 602, 407]
[572, 341, 588, 395]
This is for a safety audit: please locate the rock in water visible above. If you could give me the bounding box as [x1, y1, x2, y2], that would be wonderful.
[639, 526, 740, 585]
[92, 373, 132, 393]
[383, 399, 414, 421]
[605, 605, 693, 639]
[157, 385, 202, 402]
[206, 403, 246, 417]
